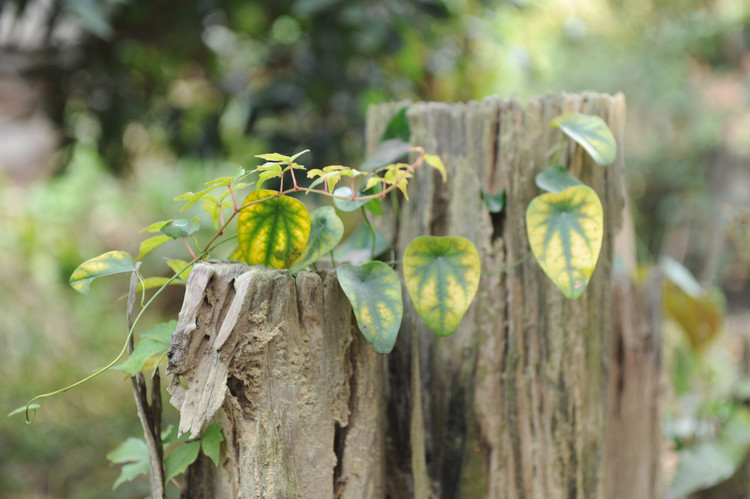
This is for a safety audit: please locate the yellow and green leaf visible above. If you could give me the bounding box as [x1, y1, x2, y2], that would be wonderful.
[70, 250, 136, 294]
[551, 112, 616, 166]
[526, 185, 603, 300]
[289, 206, 344, 274]
[337, 262, 403, 354]
[403, 236, 481, 337]
[136, 234, 171, 261]
[236, 190, 310, 269]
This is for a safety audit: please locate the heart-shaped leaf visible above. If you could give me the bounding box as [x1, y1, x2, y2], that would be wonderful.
[70, 251, 136, 294]
[551, 112, 616, 166]
[337, 262, 403, 354]
[161, 219, 200, 239]
[526, 185, 604, 300]
[535, 165, 584, 193]
[237, 190, 311, 269]
[289, 206, 344, 274]
[403, 236, 481, 337]
[201, 423, 224, 467]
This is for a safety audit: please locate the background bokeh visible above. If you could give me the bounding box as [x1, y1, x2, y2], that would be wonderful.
[1, 0, 749, 497]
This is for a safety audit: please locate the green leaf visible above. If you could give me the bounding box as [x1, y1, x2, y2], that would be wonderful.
[403, 236, 481, 337]
[106, 437, 149, 464]
[255, 152, 292, 162]
[256, 170, 283, 190]
[381, 106, 410, 142]
[551, 112, 617, 166]
[237, 190, 311, 269]
[289, 149, 310, 163]
[136, 234, 171, 261]
[70, 251, 136, 294]
[535, 165, 584, 193]
[164, 440, 201, 483]
[136, 276, 184, 293]
[174, 186, 218, 211]
[337, 262, 403, 354]
[161, 219, 200, 239]
[481, 189, 506, 214]
[289, 206, 344, 274]
[8, 403, 40, 417]
[204, 176, 236, 187]
[423, 153, 447, 182]
[141, 220, 172, 233]
[117, 321, 176, 376]
[333, 186, 368, 212]
[201, 423, 224, 467]
[360, 139, 411, 170]
[202, 200, 232, 229]
[526, 185, 604, 300]
[333, 223, 390, 264]
[113, 461, 149, 490]
[166, 260, 192, 281]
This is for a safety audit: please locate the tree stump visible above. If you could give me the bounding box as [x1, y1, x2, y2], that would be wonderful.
[168, 93, 663, 498]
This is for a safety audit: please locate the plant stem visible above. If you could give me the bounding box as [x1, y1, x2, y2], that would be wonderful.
[484, 251, 534, 275]
[551, 134, 567, 165]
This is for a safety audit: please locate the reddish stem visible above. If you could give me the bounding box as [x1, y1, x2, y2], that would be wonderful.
[181, 238, 197, 260]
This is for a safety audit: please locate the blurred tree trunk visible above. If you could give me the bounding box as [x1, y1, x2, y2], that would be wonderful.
[167, 94, 663, 498]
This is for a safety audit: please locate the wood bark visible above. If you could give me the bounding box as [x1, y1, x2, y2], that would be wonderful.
[168, 93, 663, 498]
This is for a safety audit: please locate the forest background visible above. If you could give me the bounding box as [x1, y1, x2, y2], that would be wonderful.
[1, 0, 749, 497]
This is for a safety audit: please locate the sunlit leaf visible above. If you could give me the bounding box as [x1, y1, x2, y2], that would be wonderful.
[113, 461, 149, 490]
[289, 207, 344, 274]
[535, 165, 584, 193]
[423, 153, 447, 182]
[164, 440, 201, 483]
[360, 139, 411, 170]
[161, 219, 200, 239]
[106, 437, 149, 464]
[70, 251, 136, 294]
[141, 220, 172, 233]
[202, 200, 232, 229]
[201, 423, 224, 467]
[174, 187, 217, 211]
[290, 149, 310, 163]
[117, 321, 176, 376]
[204, 176, 236, 187]
[403, 236, 481, 337]
[256, 170, 283, 190]
[551, 112, 616, 166]
[136, 234, 171, 261]
[526, 185, 603, 300]
[481, 189, 505, 214]
[237, 190, 310, 269]
[135, 276, 184, 293]
[227, 246, 243, 261]
[337, 262, 403, 354]
[255, 152, 291, 162]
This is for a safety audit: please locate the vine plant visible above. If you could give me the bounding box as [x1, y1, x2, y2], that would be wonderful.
[9, 107, 616, 494]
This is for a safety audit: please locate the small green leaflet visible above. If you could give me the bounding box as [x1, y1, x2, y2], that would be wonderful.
[164, 440, 201, 483]
[403, 236, 481, 337]
[551, 112, 616, 166]
[136, 234, 171, 261]
[69, 251, 136, 294]
[161, 218, 200, 239]
[7, 403, 40, 418]
[106, 437, 149, 490]
[337, 262, 403, 354]
[526, 185, 604, 300]
[481, 189, 506, 214]
[289, 207, 344, 274]
[237, 190, 311, 269]
[535, 165, 584, 193]
[166, 259, 192, 281]
[202, 423, 224, 467]
[117, 320, 176, 376]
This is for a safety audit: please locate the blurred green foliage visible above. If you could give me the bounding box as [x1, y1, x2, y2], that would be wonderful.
[2, 0, 750, 496]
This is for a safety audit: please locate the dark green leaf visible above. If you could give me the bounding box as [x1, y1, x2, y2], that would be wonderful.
[164, 440, 201, 483]
[403, 236, 481, 337]
[161, 219, 200, 239]
[201, 423, 224, 467]
[481, 189, 506, 214]
[289, 206, 344, 274]
[535, 165, 584, 193]
[381, 106, 410, 142]
[337, 262, 403, 354]
[70, 251, 136, 294]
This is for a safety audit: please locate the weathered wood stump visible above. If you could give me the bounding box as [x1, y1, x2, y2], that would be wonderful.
[167, 93, 663, 499]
